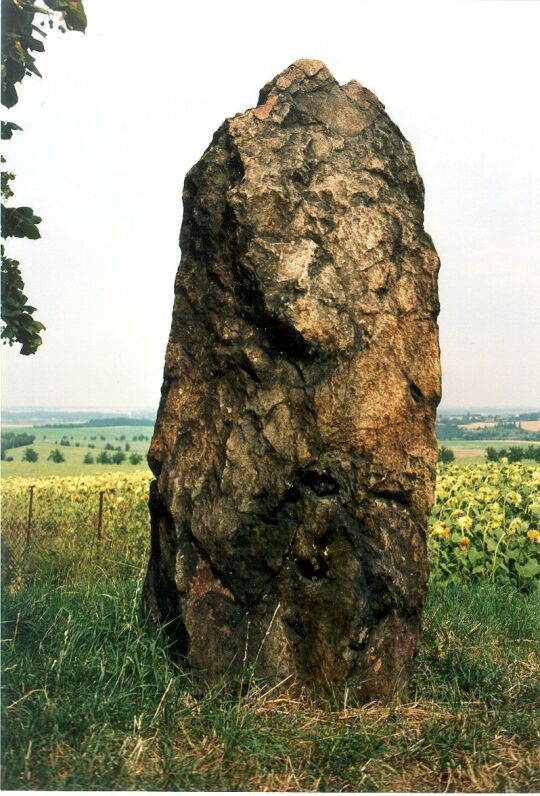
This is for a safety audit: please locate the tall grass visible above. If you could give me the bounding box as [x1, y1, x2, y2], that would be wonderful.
[2, 558, 539, 791]
[2, 461, 539, 789]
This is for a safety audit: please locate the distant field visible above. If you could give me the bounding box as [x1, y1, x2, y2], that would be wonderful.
[442, 438, 540, 462]
[521, 420, 540, 431]
[458, 422, 496, 430]
[4, 424, 539, 476]
[458, 420, 540, 432]
[1, 425, 154, 477]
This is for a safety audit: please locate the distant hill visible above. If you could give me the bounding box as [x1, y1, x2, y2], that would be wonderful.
[2, 407, 156, 426]
[36, 417, 155, 428]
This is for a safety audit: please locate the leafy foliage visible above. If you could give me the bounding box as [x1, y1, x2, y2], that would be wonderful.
[486, 445, 540, 463]
[22, 446, 38, 462]
[1, 430, 35, 452]
[0, 253, 45, 353]
[1, 0, 87, 355]
[438, 445, 455, 463]
[430, 461, 540, 592]
[47, 448, 65, 463]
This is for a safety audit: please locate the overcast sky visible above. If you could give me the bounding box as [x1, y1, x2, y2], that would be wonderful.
[2, 0, 539, 411]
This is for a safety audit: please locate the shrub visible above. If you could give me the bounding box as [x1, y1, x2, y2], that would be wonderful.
[48, 449, 65, 463]
[83, 453, 94, 464]
[129, 452, 143, 465]
[438, 446, 455, 463]
[22, 447, 38, 462]
[508, 446, 525, 463]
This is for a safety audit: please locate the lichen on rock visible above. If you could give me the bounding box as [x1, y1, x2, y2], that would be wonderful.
[143, 59, 441, 703]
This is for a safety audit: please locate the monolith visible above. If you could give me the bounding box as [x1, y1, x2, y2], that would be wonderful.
[144, 59, 441, 702]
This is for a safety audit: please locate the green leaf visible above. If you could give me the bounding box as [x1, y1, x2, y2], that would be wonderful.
[467, 547, 484, 563]
[43, 0, 87, 32]
[1, 121, 23, 139]
[1, 205, 42, 239]
[64, 2, 87, 32]
[2, 81, 19, 109]
[1, 253, 45, 355]
[516, 559, 540, 578]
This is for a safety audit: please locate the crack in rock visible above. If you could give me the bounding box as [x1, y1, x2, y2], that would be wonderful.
[143, 59, 441, 704]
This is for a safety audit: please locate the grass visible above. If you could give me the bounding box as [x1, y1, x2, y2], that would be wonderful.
[1, 425, 153, 477]
[2, 463, 539, 789]
[2, 560, 539, 790]
[4, 426, 536, 478]
[441, 438, 540, 464]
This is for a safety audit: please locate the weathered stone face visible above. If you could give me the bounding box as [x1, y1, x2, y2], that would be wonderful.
[144, 59, 441, 702]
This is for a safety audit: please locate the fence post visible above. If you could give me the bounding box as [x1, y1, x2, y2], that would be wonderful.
[26, 485, 34, 549]
[97, 491, 104, 541]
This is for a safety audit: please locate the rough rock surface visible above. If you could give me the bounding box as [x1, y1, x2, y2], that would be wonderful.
[144, 59, 441, 702]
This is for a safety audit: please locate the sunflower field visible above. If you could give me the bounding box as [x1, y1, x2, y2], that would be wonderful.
[1, 462, 539, 591]
[429, 461, 539, 591]
[1, 471, 153, 588]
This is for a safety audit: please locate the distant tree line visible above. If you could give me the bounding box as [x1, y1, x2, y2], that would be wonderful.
[35, 418, 153, 428]
[36, 418, 154, 428]
[437, 419, 540, 442]
[515, 411, 540, 422]
[1, 431, 35, 457]
[486, 446, 540, 463]
[83, 451, 143, 465]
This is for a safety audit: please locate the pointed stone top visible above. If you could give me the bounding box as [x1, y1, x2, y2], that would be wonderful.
[258, 59, 336, 105]
[249, 59, 384, 136]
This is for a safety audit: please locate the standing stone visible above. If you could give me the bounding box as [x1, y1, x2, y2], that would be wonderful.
[144, 60, 441, 702]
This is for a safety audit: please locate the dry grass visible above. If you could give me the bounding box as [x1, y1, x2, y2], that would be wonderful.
[2, 553, 539, 791]
[32, 690, 537, 793]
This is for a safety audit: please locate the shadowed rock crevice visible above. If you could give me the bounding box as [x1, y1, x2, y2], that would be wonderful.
[143, 59, 441, 703]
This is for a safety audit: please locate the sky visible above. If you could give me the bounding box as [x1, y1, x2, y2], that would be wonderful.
[2, 0, 539, 412]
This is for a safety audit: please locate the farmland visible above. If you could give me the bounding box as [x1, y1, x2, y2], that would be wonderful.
[1, 424, 154, 477]
[1, 461, 539, 790]
[3, 419, 540, 479]
[521, 420, 540, 432]
[441, 438, 540, 462]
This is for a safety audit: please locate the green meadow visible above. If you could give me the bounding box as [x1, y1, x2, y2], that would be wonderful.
[2, 451, 539, 790]
[5, 424, 540, 478]
[441, 438, 540, 464]
[1, 425, 154, 477]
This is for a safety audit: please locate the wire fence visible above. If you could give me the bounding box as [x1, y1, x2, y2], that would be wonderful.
[1, 475, 152, 587]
